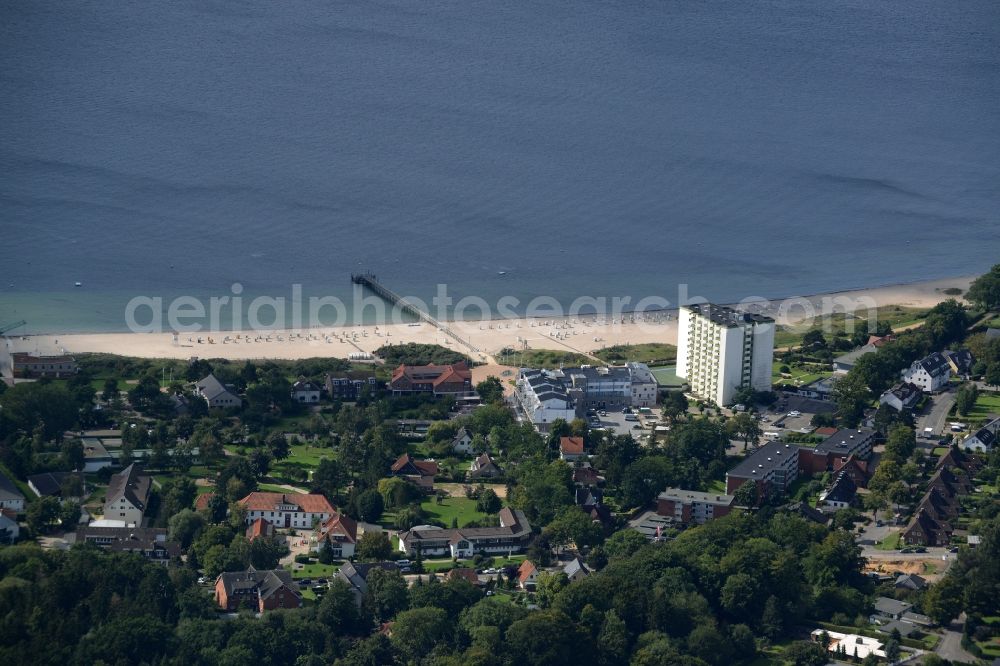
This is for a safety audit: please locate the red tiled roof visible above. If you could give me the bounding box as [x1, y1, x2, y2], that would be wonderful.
[316, 512, 358, 543]
[560, 436, 584, 454]
[814, 427, 838, 436]
[238, 492, 335, 514]
[391, 453, 438, 477]
[517, 560, 537, 583]
[246, 517, 274, 541]
[390, 363, 471, 386]
[194, 493, 215, 511]
[447, 568, 479, 585]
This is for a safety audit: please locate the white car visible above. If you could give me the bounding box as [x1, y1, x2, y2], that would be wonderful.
[787, 410, 801, 417]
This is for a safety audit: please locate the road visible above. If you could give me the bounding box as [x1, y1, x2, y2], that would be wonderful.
[936, 616, 978, 664]
[915, 389, 956, 439]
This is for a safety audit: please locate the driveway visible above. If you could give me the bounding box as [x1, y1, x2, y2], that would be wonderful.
[936, 616, 977, 664]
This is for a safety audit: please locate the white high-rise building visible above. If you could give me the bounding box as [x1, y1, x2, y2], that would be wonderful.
[677, 303, 775, 406]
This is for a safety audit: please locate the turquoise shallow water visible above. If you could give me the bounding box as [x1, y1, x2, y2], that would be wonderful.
[2, 0, 998, 333]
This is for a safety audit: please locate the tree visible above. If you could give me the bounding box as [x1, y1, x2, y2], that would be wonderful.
[267, 433, 290, 460]
[884, 638, 901, 663]
[318, 535, 335, 564]
[364, 567, 408, 621]
[733, 480, 758, 508]
[476, 488, 502, 514]
[543, 506, 603, 550]
[311, 457, 342, 498]
[102, 377, 119, 401]
[833, 372, 870, 426]
[475, 376, 505, 405]
[504, 610, 593, 666]
[955, 383, 979, 416]
[169, 509, 206, 548]
[727, 412, 762, 451]
[534, 571, 568, 608]
[0, 382, 80, 440]
[783, 640, 827, 666]
[355, 531, 392, 561]
[59, 501, 81, 528]
[26, 496, 61, 534]
[390, 606, 450, 662]
[802, 329, 827, 350]
[59, 439, 85, 471]
[247, 448, 272, 479]
[355, 489, 384, 523]
[966, 263, 1000, 311]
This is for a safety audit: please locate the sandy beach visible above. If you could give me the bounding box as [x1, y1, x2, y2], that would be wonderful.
[3, 275, 974, 367]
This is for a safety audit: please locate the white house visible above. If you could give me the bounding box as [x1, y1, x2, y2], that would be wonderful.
[291, 379, 322, 404]
[194, 374, 241, 409]
[451, 426, 474, 455]
[515, 369, 577, 428]
[103, 464, 152, 526]
[238, 492, 336, 530]
[901, 352, 951, 393]
[810, 630, 885, 660]
[310, 512, 358, 559]
[819, 472, 857, 512]
[397, 508, 531, 558]
[0, 510, 19, 544]
[963, 417, 998, 452]
[878, 382, 922, 412]
[0, 473, 25, 512]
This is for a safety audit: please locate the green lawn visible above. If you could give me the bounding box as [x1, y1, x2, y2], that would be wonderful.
[772, 361, 829, 386]
[773, 305, 931, 349]
[968, 391, 1000, 421]
[593, 343, 676, 365]
[284, 443, 335, 468]
[501, 349, 594, 369]
[706, 479, 727, 494]
[420, 497, 487, 528]
[291, 563, 339, 579]
[258, 483, 305, 494]
[875, 532, 902, 551]
[932, 447, 950, 456]
[650, 366, 685, 388]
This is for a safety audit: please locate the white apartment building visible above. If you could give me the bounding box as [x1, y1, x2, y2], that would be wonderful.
[677, 303, 774, 406]
[901, 352, 951, 393]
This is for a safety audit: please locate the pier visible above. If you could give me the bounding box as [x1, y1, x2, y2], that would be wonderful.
[351, 272, 480, 355]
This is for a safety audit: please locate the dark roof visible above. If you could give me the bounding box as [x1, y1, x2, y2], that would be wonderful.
[291, 379, 322, 392]
[944, 349, 974, 374]
[27, 471, 83, 497]
[727, 441, 797, 478]
[684, 303, 774, 327]
[780, 501, 829, 525]
[813, 428, 875, 455]
[914, 352, 951, 378]
[822, 472, 857, 504]
[76, 526, 181, 558]
[216, 566, 299, 601]
[105, 464, 151, 511]
[0, 472, 25, 503]
[336, 561, 398, 595]
[195, 374, 236, 400]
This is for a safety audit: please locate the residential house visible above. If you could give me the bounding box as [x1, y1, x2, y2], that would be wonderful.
[902, 508, 952, 547]
[0, 472, 25, 512]
[246, 517, 275, 542]
[11, 352, 77, 378]
[901, 352, 951, 393]
[559, 436, 586, 462]
[290, 379, 322, 403]
[797, 376, 838, 401]
[780, 501, 829, 526]
[103, 464, 152, 526]
[335, 561, 399, 605]
[832, 455, 871, 489]
[390, 453, 439, 491]
[572, 464, 602, 487]
[215, 566, 302, 612]
[468, 453, 503, 480]
[446, 568, 480, 586]
[819, 472, 857, 511]
[311, 512, 358, 558]
[397, 508, 532, 558]
[963, 416, 999, 452]
[833, 345, 878, 375]
[238, 492, 336, 529]
[75, 525, 181, 563]
[194, 374, 241, 409]
[575, 487, 603, 511]
[943, 349, 975, 377]
[27, 471, 86, 500]
[873, 597, 912, 622]
[656, 488, 735, 525]
[0, 509, 19, 544]
[451, 427, 474, 455]
[563, 557, 589, 582]
[867, 334, 896, 348]
[517, 560, 538, 590]
[895, 574, 927, 591]
[810, 630, 885, 660]
[878, 382, 922, 412]
[388, 363, 473, 397]
[325, 375, 378, 401]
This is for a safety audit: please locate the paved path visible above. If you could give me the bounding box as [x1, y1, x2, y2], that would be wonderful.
[936, 616, 977, 664]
